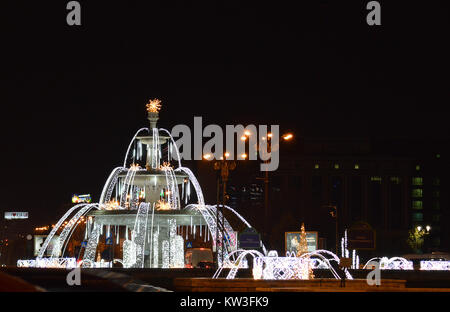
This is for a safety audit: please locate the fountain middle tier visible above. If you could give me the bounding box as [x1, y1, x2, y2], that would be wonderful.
[117, 169, 188, 187]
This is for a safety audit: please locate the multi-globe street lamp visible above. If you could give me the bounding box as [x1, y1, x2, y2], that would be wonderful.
[241, 131, 294, 244]
[203, 152, 247, 265]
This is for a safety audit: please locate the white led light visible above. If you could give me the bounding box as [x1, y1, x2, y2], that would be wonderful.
[420, 260, 450, 271]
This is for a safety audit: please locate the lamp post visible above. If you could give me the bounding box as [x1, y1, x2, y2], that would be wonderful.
[204, 152, 237, 266]
[242, 132, 294, 244]
[416, 225, 432, 253]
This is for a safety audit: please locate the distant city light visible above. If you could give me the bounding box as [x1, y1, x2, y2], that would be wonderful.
[72, 194, 92, 204]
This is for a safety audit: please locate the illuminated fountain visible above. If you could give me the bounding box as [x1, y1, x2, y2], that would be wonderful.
[35, 99, 260, 268]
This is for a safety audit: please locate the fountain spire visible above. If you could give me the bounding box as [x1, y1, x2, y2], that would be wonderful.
[146, 98, 162, 129]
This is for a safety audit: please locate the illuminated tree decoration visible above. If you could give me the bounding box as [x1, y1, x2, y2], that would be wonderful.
[296, 223, 314, 279]
[146, 98, 162, 113]
[297, 223, 308, 256]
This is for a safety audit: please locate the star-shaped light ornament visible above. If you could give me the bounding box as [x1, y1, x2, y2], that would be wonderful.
[146, 99, 162, 113]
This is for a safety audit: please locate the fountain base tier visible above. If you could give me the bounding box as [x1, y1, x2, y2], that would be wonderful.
[88, 209, 206, 227]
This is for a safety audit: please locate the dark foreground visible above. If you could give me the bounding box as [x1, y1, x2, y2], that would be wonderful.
[2, 268, 450, 292]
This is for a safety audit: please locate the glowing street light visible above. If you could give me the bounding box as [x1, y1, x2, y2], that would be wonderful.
[282, 133, 294, 141]
[240, 153, 247, 159]
[203, 151, 238, 266]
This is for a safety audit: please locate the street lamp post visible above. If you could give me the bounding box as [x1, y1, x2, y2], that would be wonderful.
[215, 155, 236, 265]
[204, 153, 236, 266]
[250, 132, 293, 245]
[256, 135, 271, 243]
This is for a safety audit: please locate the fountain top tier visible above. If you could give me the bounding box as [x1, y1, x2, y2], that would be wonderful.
[102, 99, 190, 211]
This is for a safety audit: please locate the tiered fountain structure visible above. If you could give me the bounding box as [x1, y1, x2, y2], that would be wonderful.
[36, 99, 257, 268]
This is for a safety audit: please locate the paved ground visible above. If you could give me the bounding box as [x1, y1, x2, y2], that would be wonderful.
[2, 268, 450, 292]
[0, 268, 170, 292]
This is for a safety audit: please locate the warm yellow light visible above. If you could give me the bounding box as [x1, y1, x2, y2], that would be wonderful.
[35, 226, 49, 231]
[130, 163, 140, 171]
[146, 98, 162, 113]
[160, 162, 173, 171]
[224, 152, 230, 158]
[267, 133, 272, 138]
[240, 135, 247, 141]
[283, 133, 293, 141]
[156, 199, 171, 211]
[244, 130, 251, 136]
[203, 154, 212, 160]
[104, 199, 120, 210]
[241, 153, 247, 159]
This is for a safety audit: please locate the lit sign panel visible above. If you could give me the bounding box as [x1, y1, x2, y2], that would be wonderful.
[4, 212, 28, 220]
[34, 234, 60, 256]
[72, 194, 92, 204]
[285, 231, 318, 254]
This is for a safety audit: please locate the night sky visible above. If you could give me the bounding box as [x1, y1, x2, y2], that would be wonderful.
[2, 1, 449, 226]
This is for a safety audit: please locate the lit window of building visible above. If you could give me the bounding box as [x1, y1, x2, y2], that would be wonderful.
[415, 165, 420, 171]
[412, 200, 423, 210]
[334, 163, 339, 169]
[370, 176, 382, 182]
[412, 212, 423, 222]
[354, 164, 359, 169]
[390, 177, 401, 184]
[314, 164, 319, 169]
[412, 188, 423, 198]
[412, 177, 423, 186]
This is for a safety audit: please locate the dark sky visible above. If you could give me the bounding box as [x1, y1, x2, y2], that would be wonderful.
[2, 1, 449, 225]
